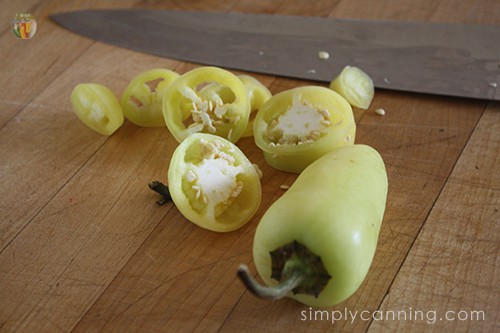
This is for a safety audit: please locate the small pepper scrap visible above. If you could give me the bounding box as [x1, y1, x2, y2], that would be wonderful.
[238, 144, 388, 307]
[329, 66, 374, 110]
[253, 86, 356, 173]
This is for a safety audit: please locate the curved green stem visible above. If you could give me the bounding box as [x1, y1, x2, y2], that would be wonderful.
[237, 241, 331, 300]
[237, 264, 304, 300]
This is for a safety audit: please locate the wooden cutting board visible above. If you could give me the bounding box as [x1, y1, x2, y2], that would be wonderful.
[1, 0, 498, 332]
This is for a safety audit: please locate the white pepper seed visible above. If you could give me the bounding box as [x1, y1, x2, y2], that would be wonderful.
[318, 51, 330, 60]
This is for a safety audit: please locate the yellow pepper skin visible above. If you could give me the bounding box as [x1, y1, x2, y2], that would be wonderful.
[70, 83, 124, 136]
[121, 68, 179, 127]
[167, 133, 261, 232]
[253, 86, 355, 173]
[239, 144, 388, 307]
[163, 66, 251, 143]
[237, 74, 272, 138]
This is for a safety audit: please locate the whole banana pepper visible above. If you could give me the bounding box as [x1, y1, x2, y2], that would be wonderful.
[238, 144, 388, 307]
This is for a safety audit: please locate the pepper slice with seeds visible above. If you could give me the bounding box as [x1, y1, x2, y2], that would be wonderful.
[253, 86, 356, 173]
[121, 68, 179, 127]
[167, 133, 261, 232]
[162, 66, 251, 143]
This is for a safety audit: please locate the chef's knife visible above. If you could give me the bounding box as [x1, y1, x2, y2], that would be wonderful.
[51, 9, 500, 101]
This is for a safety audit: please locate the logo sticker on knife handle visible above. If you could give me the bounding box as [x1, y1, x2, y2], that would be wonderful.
[12, 13, 37, 39]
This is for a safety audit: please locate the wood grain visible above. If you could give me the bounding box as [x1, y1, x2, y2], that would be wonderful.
[0, 0, 498, 332]
[368, 103, 500, 333]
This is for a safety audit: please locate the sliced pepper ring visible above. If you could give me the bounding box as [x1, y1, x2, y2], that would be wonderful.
[237, 74, 272, 138]
[167, 133, 261, 232]
[253, 86, 356, 173]
[70, 83, 124, 136]
[163, 66, 251, 143]
[121, 68, 179, 127]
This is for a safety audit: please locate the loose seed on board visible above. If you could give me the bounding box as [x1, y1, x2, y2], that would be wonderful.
[318, 51, 330, 60]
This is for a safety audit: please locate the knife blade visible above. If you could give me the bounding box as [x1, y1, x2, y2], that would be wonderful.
[51, 9, 500, 101]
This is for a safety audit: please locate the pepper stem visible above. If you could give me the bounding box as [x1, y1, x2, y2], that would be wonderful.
[148, 180, 172, 205]
[237, 241, 331, 300]
[237, 264, 304, 300]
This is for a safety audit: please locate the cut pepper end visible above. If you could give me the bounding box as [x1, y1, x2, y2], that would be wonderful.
[329, 66, 374, 110]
